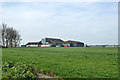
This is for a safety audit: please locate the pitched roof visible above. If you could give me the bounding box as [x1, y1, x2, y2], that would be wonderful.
[64, 40, 84, 44]
[26, 41, 42, 45]
[46, 38, 64, 44]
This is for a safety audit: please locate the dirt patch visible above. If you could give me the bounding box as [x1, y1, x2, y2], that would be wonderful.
[36, 73, 64, 80]
[36, 73, 53, 78]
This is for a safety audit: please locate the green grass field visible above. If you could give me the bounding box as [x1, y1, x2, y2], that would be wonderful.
[2, 47, 118, 78]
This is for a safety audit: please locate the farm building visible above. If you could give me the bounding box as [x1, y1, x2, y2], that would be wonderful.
[26, 42, 42, 47]
[40, 45, 51, 47]
[64, 40, 84, 47]
[62, 43, 71, 47]
[25, 37, 84, 47]
[21, 45, 26, 47]
[56, 43, 63, 47]
[41, 38, 64, 47]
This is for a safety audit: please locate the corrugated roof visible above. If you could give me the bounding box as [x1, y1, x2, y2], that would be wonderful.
[64, 40, 84, 44]
[45, 38, 64, 44]
[46, 38, 64, 42]
[26, 41, 42, 45]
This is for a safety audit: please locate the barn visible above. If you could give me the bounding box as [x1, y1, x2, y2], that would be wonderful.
[41, 38, 64, 47]
[64, 40, 84, 47]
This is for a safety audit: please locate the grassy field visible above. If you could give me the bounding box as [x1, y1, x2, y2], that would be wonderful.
[2, 47, 118, 78]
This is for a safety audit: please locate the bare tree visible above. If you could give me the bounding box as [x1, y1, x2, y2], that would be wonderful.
[5, 27, 12, 47]
[1, 23, 22, 48]
[15, 34, 22, 47]
[1, 23, 7, 47]
[12, 30, 22, 47]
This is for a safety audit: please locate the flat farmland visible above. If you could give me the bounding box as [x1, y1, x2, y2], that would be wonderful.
[2, 47, 118, 78]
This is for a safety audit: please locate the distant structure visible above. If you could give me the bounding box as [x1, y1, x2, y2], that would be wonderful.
[41, 38, 64, 47]
[63, 40, 84, 47]
[24, 37, 84, 47]
[22, 37, 120, 48]
[26, 42, 42, 47]
[88, 45, 120, 47]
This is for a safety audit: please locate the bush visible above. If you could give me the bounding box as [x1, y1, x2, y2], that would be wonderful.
[2, 62, 36, 79]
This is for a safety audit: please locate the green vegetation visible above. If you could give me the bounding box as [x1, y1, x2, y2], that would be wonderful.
[2, 47, 118, 78]
[2, 62, 36, 79]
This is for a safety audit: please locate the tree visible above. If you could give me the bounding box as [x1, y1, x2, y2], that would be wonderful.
[1, 23, 22, 48]
[1, 23, 7, 47]
[12, 30, 22, 47]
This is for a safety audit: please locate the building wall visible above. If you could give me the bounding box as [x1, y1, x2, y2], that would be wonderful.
[69, 43, 84, 47]
[41, 45, 50, 47]
[62, 44, 71, 47]
[41, 38, 46, 45]
[26, 45, 38, 47]
[76, 43, 84, 47]
[63, 45, 68, 47]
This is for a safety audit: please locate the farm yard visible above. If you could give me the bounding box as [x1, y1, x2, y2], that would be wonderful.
[2, 47, 118, 78]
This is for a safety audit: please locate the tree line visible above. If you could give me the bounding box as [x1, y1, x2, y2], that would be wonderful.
[1, 23, 22, 48]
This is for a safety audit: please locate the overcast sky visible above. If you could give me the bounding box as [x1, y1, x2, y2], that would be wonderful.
[1, 2, 118, 45]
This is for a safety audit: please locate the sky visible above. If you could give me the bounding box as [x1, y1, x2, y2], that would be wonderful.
[0, 0, 119, 2]
[1, 2, 118, 45]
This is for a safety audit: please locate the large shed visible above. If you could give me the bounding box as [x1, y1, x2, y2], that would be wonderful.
[41, 38, 64, 47]
[64, 40, 84, 47]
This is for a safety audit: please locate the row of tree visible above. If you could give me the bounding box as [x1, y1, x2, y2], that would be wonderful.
[1, 23, 22, 48]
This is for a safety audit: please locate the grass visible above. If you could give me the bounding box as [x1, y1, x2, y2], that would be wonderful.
[2, 47, 118, 78]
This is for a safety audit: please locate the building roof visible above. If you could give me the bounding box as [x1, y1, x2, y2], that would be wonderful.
[45, 38, 64, 44]
[26, 41, 42, 45]
[46, 38, 64, 41]
[64, 40, 84, 44]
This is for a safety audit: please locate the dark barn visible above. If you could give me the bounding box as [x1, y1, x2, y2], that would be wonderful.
[42, 38, 64, 47]
[64, 40, 84, 47]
